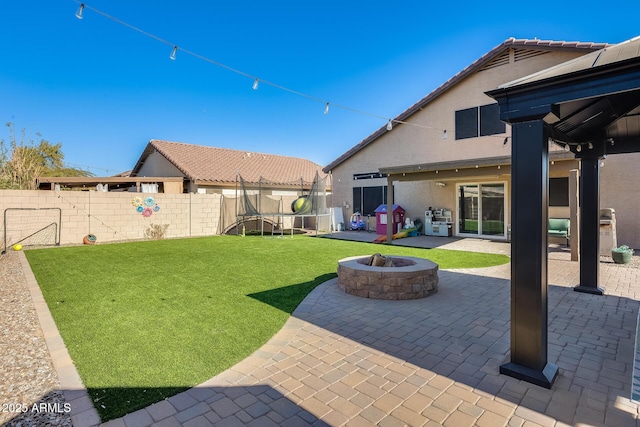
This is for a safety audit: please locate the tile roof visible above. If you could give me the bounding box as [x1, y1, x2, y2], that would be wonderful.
[132, 140, 326, 186]
[323, 38, 610, 173]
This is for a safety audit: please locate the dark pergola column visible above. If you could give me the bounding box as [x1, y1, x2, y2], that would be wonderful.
[386, 175, 394, 243]
[499, 117, 558, 388]
[486, 38, 640, 390]
[574, 155, 604, 294]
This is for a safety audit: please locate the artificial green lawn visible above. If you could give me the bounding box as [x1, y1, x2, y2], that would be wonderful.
[25, 235, 509, 421]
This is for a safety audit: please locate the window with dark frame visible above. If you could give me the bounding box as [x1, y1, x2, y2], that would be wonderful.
[455, 107, 478, 139]
[549, 177, 569, 207]
[480, 103, 505, 136]
[455, 103, 505, 140]
[352, 186, 390, 216]
[352, 187, 362, 214]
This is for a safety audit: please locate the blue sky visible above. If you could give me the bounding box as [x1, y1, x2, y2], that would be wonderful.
[2, 1, 639, 175]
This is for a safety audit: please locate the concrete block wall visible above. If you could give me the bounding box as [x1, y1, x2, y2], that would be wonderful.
[0, 190, 222, 248]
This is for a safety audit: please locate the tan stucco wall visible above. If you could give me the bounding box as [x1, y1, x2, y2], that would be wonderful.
[0, 190, 222, 247]
[136, 151, 185, 177]
[329, 50, 585, 181]
[600, 153, 640, 249]
[328, 49, 590, 239]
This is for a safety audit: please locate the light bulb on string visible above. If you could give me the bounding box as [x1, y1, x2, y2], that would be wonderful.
[588, 142, 593, 149]
[60, 1, 549, 146]
[252, 78, 259, 90]
[442, 130, 447, 140]
[324, 103, 330, 115]
[75, 3, 85, 19]
[576, 144, 582, 152]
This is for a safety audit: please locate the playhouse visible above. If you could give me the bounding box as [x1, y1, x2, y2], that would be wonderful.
[374, 204, 405, 235]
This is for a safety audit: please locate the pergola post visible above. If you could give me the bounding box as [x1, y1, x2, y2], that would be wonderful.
[499, 118, 558, 388]
[486, 36, 640, 389]
[574, 156, 604, 294]
[386, 176, 394, 243]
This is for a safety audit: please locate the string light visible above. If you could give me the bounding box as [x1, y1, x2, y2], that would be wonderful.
[442, 130, 447, 140]
[69, 1, 517, 140]
[324, 103, 330, 115]
[576, 144, 582, 152]
[588, 142, 593, 149]
[252, 78, 259, 90]
[75, 3, 85, 19]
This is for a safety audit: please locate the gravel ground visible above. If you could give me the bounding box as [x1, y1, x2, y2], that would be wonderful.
[0, 251, 72, 427]
[600, 252, 640, 268]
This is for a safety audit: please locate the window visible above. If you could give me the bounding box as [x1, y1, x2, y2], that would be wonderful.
[480, 104, 504, 136]
[353, 186, 390, 215]
[549, 177, 569, 207]
[458, 182, 507, 237]
[455, 103, 505, 140]
[455, 107, 478, 139]
[353, 172, 387, 180]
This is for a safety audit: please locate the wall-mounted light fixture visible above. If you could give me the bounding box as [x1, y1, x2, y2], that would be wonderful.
[436, 182, 446, 187]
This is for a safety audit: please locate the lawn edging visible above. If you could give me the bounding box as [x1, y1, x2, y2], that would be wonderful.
[18, 251, 101, 427]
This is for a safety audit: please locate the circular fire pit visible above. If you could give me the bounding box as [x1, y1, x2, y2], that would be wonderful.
[337, 255, 438, 300]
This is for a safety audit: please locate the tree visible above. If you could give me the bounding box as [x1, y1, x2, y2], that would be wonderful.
[0, 123, 93, 189]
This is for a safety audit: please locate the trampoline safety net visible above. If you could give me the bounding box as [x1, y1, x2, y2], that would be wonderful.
[219, 172, 329, 235]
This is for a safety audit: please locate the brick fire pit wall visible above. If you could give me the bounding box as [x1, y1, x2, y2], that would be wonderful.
[337, 255, 438, 300]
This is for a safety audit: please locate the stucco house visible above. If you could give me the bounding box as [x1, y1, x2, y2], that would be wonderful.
[132, 140, 330, 233]
[324, 38, 640, 250]
[132, 139, 327, 195]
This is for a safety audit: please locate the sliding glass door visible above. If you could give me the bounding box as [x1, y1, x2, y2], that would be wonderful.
[457, 182, 507, 238]
[459, 184, 479, 235]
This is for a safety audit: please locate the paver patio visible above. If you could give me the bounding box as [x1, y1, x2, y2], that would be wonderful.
[15, 237, 640, 426]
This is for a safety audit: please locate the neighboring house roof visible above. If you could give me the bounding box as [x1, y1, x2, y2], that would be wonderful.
[322, 38, 610, 173]
[132, 140, 327, 187]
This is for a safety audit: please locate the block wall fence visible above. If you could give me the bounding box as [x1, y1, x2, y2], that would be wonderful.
[0, 190, 224, 246]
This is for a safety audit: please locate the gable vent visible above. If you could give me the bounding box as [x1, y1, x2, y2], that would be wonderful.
[514, 49, 550, 62]
[479, 50, 510, 71]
